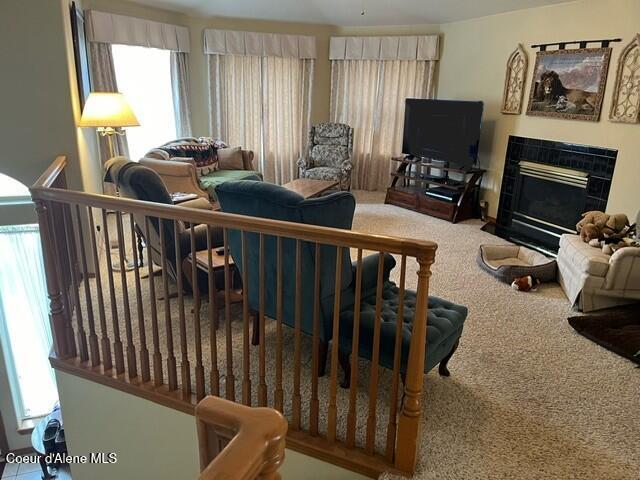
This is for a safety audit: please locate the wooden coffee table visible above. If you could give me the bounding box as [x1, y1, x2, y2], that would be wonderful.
[281, 178, 338, 198]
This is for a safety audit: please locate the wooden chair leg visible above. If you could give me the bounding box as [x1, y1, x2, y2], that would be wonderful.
[438, 339, 460, 377]
[251, 311, 260, 346]
[338, 350, 351, 388]
[317, 341, 328, 377]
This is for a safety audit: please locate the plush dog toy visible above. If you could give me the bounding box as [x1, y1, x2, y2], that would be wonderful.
[511, 275, 540, 292]
[576, 211, 630, 242]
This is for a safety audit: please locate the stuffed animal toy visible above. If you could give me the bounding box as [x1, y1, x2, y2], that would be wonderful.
[511, 275, 540, 292]
[576, 211, 630, 242]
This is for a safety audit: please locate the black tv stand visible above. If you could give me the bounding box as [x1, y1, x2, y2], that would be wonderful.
[385, 155, 485, 223]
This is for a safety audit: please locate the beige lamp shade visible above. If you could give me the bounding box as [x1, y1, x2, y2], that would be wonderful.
[78, 92, 139, 128]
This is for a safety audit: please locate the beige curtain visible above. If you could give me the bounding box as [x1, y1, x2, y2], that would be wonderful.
[330, 59, 435, 191]
[88, 42, 130, 162]
[208, 54, 314, 184]
[170, 52, 193, 137]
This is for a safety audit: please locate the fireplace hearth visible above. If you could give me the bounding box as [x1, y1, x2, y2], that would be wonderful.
[494, 136, 617, 254]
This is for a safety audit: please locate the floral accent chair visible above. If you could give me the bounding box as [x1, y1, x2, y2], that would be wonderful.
[297, 123, 354, 190]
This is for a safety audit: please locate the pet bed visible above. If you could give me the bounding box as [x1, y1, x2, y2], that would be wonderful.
[477, 244, 557, 283]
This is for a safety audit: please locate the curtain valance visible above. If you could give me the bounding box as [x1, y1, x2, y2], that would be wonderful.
[204, 29, 316, 59]
[329, 35, 439, 61]
[85, 10, 190, 52]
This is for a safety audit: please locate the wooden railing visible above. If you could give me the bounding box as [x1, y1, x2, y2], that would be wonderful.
[196, 396, 287, 479]
[31, 156, 438, 477]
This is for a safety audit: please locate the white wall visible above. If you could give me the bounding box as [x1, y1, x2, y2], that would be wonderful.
[55, 371, 366, 479]
[437, 0, 640, 218]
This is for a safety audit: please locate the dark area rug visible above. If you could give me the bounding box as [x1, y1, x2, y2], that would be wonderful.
[568, 306, 640, 365]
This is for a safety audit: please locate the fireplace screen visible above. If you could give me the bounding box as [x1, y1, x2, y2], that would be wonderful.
[513, 161, 588, 232]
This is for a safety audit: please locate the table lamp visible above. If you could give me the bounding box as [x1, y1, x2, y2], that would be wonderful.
[79, 92, 139, 158]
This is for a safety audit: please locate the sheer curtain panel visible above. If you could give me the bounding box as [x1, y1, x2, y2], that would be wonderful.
[205, 29, 316, 184]
[329, 35, 439, 191]
[0, 225, 57, 418]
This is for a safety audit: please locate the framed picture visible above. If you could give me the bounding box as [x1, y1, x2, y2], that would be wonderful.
[70, 1, 91, 109]
[526, 47, 611, 121]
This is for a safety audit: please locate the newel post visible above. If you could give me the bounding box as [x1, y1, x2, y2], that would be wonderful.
[394, 253, 434, 473]
[35, 200, 72, 359]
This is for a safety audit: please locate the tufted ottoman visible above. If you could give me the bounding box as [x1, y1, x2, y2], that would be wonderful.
[338, 268, 468, 386]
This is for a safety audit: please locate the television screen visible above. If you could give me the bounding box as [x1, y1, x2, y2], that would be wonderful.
[402, 99, 483, 169]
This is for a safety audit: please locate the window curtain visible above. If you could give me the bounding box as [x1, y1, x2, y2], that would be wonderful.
[329, 35, 439, 191]
[205, 29, 316, 185]
[87, 42, 130, 163]
[170, 52, 193, 137]
[0, 225, 57, 418]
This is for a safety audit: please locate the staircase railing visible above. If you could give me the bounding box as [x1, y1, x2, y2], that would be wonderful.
[196, 396, 287, 480]
[30, 156, 438, 477]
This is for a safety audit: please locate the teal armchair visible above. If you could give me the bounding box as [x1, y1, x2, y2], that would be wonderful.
[215, 181, 467, 383]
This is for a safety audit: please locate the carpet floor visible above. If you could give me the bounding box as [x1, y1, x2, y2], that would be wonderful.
[81, 192, 639, 479]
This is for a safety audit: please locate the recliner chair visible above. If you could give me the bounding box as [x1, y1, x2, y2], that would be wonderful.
[104, 157, 223, 285]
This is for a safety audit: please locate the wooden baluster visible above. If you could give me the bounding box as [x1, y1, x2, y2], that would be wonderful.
[365, 252, 385, 454]
[35, 201, 71, 358]
[274, 237, 284, 413]
[129, 215, 150, 383]
[309, 244, 321, 436]
[191, 227, 205, 400]
[159, 220, 178, 390]
[327, 247, 343, 443]
[116, 212, 137, 379]
[62, 205, 88, 362]
[346, 249, 363, 448]
[257, 233, 267, 407]
[206, 226, 220, 396]
[386, 255, 407, 460]
[101, 209, 125, 374]
[291, 240, 302, 430]
[49, 201, 76, 359]
[395, 254, 434, 472]
[144, 217, 163, 386]
[241, 231, 251, 405]
[173, 221, 191, 396]
[88, 208, 111, 370]
[223, 228, 235, 402]
[75, 206, 100, 366]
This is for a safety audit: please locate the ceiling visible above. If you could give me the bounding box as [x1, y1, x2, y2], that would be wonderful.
[129, 0, 576, 26]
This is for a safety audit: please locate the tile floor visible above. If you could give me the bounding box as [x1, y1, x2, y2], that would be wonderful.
[1, 460, 71, 480]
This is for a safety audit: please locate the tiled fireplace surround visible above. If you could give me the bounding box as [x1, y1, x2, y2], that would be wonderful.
[494, 135, 617, 254]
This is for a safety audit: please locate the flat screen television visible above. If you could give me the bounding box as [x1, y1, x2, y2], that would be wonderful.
[402, 99, 483, 169]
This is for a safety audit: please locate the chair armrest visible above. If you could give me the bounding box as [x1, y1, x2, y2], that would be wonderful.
[605, 247, 640, 290]
[353, 252, 396, 296]
[139, 157, 208, 199]
[297, 156, 311, 170]
[340, 157, 353, 172]
[241, 150, 255, 170]
[180, 198, 213, 210]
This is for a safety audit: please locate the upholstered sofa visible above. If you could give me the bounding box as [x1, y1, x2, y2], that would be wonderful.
[141, 137, 262, 202]
[297, 123, 354, 190]
[215, 180, 468, 380]
[557, 232, 640, 312]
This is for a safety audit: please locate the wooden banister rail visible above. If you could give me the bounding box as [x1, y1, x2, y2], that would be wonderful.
[29, 187, 437, 259]
[196, 396, 287, 480]
[31, 157, 438, 478]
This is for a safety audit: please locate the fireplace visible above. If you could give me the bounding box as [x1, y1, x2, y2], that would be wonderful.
[495, 136, 617, 254]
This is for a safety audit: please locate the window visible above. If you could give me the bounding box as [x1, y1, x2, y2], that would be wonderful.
[0, 173, 32, 205]
[0, 176, 58, 419]
[111, 44, 177, 160]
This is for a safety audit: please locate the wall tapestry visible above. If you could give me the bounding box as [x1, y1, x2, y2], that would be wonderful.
[526, 47, 611, 121]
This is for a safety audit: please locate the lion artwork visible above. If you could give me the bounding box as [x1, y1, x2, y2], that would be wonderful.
[533, 70, 598, 113]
